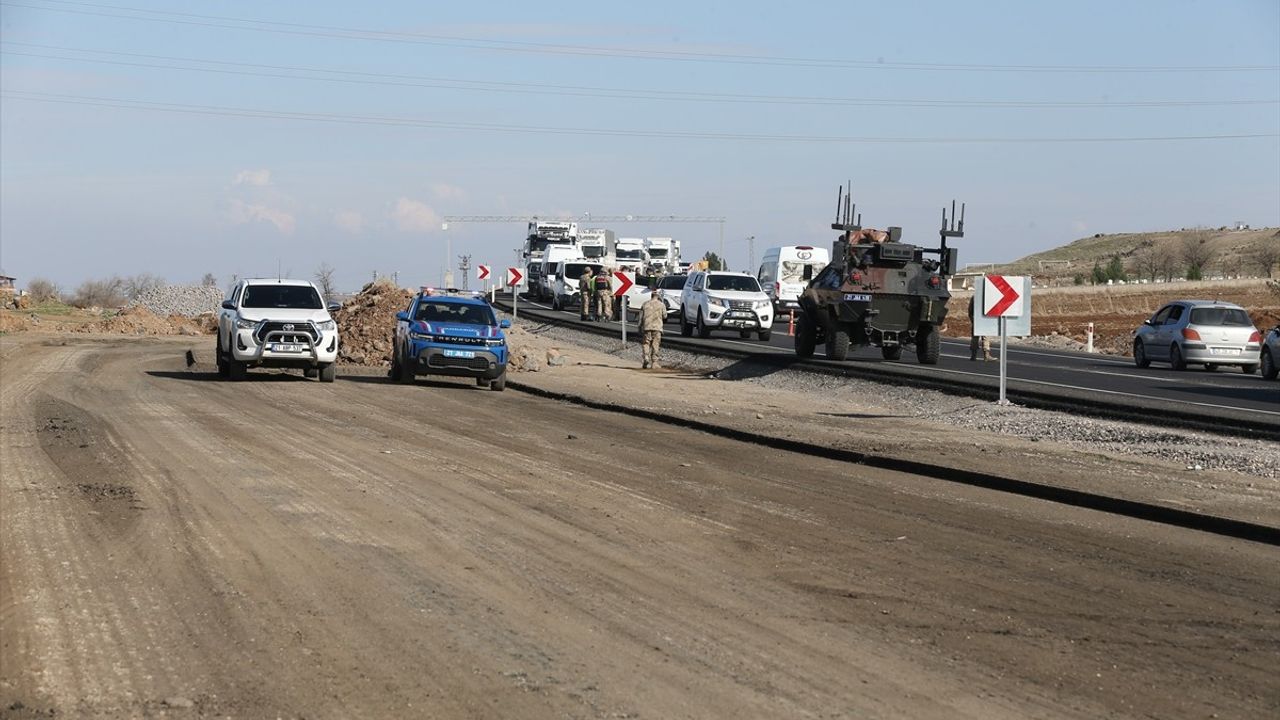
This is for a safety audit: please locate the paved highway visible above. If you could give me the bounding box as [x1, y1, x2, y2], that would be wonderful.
[511, 293, 1280, 435]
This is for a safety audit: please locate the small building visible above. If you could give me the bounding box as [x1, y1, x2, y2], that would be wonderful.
[0, 275, 15, 296]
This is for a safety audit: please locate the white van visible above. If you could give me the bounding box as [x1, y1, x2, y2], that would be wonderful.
[757, 245, 830, 313]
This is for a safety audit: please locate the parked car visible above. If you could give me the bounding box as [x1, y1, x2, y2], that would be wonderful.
[217, 278, 341, 381]
[679, 270, 773, 340]
[1262, 325, 1280, 380]
[391, 288, 510, 390]
[1133, 300, 1262, 373]
[636, 274, 686, 321]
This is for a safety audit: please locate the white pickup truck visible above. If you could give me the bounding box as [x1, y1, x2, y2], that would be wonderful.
[217, 278, 341, 381]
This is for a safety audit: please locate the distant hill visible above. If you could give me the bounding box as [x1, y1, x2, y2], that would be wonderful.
[990, 227, 1280, 285]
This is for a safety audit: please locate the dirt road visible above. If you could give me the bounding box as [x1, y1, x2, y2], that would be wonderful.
[2, 336, 1276, 718]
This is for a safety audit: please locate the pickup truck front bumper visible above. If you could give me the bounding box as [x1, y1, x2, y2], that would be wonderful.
[232, 328, 339, 366]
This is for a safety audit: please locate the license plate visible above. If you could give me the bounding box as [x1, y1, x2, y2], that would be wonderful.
[1209, 347, 1240, 356]
[443, 349, 475, 359]
[727, 320, 749, 327]
[270, 343, 303, 352]
[844, 293, 871, 302]
[726, 311, 752, 318]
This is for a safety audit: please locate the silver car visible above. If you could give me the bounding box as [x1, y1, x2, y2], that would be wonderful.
[638, 274, 687, 321]
[1262, 325, 1280, 380]
[1133, 300, 1262, 373]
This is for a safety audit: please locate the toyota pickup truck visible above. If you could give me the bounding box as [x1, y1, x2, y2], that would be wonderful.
[217, 278, 341, 381]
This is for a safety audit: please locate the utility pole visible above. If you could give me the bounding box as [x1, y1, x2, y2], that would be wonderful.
[458, 254, 472, 291]
[718, 220, 725, 270]
[747, 235, 755, 273]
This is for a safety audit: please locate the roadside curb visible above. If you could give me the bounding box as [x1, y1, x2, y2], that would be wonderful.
[507, 378, 1280, 547]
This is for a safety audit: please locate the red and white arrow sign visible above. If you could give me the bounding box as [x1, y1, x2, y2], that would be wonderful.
[983, 275, 1025, 317]
[477, 264, 490, 281]
[506, 267, 524, 287]
[611, 270, 634, 297]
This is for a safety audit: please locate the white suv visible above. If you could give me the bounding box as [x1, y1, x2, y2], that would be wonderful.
[679, 271, 773, 340]
[217, 278, 341, 381]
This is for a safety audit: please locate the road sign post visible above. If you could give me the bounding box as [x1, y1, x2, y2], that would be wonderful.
[612, 271, 634, 344]
[477, 264, 492, 300]
[506, 267, 524, 319]
[974, 275, 1031, 406]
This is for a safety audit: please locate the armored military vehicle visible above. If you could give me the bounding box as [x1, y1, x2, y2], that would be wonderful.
[793, 186, 963, 365]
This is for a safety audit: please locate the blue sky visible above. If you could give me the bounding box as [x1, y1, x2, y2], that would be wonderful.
[2, 0, 1277, 292]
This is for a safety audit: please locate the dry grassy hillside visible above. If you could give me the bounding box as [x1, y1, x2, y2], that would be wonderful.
[992, 227, 1279, 286]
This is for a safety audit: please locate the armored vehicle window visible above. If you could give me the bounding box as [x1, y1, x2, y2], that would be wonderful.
[707, 275, 761, 292]
[242, 285, 322, 309]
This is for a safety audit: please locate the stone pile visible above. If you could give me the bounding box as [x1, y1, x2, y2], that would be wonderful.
[130, 285, 224, 317]
[333, 280, 413, 366]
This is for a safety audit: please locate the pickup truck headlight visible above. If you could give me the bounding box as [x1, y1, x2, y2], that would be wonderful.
[235, 318, 257, 330]
[753, 300, 770, 309]
[316, 319, 336, 331]
[707, 298, 726, 310]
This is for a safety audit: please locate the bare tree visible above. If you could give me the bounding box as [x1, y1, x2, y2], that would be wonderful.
[1180, 229, 1214, 280]
[71, 276, 125, 308]
[26, 277, 61, 302]
[314, 263, 337, 299]
[1132, 244, 1160, 282]
[201, 272, 218, 287]
[1252, 238, 1280, 278]
[1155, 240, 1182, 282]
[122, 273, 164, 300]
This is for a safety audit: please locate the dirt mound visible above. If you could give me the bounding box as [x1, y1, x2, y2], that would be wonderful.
[75, 306, 211, 336]
[0, 312, 38, 333]
[334, 280, 413, 366]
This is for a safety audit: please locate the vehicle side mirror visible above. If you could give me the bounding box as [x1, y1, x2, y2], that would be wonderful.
[395, 311, 409, 322]
[327, 301, 341, 312]
[1142, 319, 1154, 327]
[500, 319, 512, 329]
[221, 300, 235, 310]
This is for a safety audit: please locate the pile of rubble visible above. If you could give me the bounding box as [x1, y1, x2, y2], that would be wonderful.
[129, 284, 224, 317]
[333, 280, 413, 366]
[75, 306, 214, 336]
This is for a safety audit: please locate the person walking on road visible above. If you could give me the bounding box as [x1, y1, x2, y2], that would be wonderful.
[638, 286, 667, 369]
[968, 295, 992, 361]
[593, 268, 613, 322]
[578, 267, 594, 321]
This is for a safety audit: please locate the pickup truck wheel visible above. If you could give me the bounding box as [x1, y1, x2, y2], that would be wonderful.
[490, 372, 507, 391]
[758, 329, 771, 341]
[304, 367, 319, 378]
[680, 307, 693, 337]
[916, 324, 941, 365]
[216, 334, 230, 378]
[697, 310, 712, 339]
[881, 345, 903, 361]
[318, 363, 336, 383]
[794, 316, 816, 358]
[825, 328, 850, 361]
[228, 359, 248, 381]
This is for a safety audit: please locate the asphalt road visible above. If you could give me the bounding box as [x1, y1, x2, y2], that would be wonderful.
[513, 293, 1280, 430]
[3, 335, 1277, 719]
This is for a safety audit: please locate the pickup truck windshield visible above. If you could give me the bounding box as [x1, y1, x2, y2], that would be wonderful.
[707, 275, 762, 292]
[242, 285, 323, 309]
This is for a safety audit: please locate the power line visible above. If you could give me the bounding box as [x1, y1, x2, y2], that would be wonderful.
[6, 91, 1276, 144]
[5, 43, 1275, 110]
[7, 0, 1278, 74]
[443, 216, 726, 223]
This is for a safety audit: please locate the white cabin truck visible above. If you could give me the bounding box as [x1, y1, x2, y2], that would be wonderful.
[757, 244, 831, 313]
[578, 228, 613, 263]
[522, 221, 577, 298]
[613, 237, 647, 273]
[644, 237, 680, 275]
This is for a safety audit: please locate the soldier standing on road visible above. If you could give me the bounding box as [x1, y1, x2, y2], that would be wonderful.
[593, 268, 613, 322]
[638, 285, 666, 369]
[578, 267, 594, 321]
[968, 295, 993, 361]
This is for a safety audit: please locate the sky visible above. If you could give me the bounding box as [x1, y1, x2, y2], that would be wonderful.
[1, 0, 1277, 293]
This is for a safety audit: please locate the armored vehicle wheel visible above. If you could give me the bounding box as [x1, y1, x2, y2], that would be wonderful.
[881, 345, 903, 361]
[739, 330, 751, 339]
[916, 324, 940, 365]
[680, 307, 693, 337]
[758, 329, 771, 341]
[696, 310, 712, 339]
[825, 329, 850, 361]
[794, 316, 815, 358]
[1133, 340, 1150, 368]
[228, 359, 248, 381]
[1170, 343, 1187, 371]
[216, 335, 230, 378]
[318, 363, 336, 383]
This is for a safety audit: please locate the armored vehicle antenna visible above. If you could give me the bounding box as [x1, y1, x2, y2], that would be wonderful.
[831, 184, 862, 233]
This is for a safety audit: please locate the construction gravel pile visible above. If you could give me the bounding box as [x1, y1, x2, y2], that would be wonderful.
[130, 284, 224, 317]
[333, 280, 413, 366]
[512, 315, 1279, 479]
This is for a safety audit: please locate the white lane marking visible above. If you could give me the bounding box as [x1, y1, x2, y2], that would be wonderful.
[1091, 369, 1264, 387]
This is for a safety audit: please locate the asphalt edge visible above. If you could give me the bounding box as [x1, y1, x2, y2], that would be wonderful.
[507, 378, 1280, 547]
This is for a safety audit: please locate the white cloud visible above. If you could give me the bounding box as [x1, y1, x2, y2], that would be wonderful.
[233, 169, 272, 187]
[228, 199, 295, 235]
[392, 198, 439, 233]
[1071, 220, 1088, 234]
[430, 182, 466, 201]
[334, 210, 364, 234]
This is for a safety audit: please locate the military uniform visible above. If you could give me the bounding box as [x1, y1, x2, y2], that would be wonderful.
[578, 269, 594, 320]
[968, 295, 992, 361]
[638, 293, 666, 369]
[593, 272, 613, 321]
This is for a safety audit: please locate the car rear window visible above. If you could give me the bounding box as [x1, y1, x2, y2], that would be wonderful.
[707, 275, 762, 292]
[1189, 307, 1252, 326]
[659, 275, 687, 290]
[242, 285, 322, 309]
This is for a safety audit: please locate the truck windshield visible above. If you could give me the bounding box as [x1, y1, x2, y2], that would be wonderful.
[242, 285, 323, 309]
[416, 302, 496, 325]
[779, 261, 827, 282]
[707, 275, 762, 292]
[582, 246, 605, 258]
[617, 250, 643, 259]
[648, 249, 668, 258]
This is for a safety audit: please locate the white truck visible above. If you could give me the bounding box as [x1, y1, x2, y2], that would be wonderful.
[522, 221, 577, 299]
[538, 243, 586, 301]
[644, 237, 680, 275]
[217, 278, 341, 381]
[613, 237, 647, 273]
[578, 228, 613, 262]
[757, 244, 831, 313]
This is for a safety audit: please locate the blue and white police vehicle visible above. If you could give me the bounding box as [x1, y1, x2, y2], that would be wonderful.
[391, 288, 511, 391]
